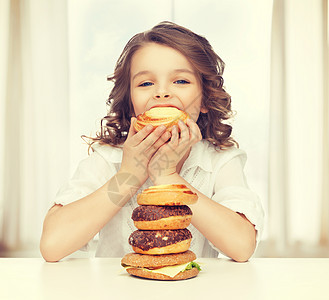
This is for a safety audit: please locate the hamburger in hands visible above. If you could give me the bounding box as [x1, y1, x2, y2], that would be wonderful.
[134, 107, 189, 132]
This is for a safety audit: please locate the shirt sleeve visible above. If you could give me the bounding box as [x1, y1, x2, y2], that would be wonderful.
[53, 149, 116, 207]
[51, 148, 117, 251]
[209, 152, 265, 257]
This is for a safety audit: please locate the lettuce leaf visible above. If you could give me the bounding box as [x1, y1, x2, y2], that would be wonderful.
[184, 261, 201, 271]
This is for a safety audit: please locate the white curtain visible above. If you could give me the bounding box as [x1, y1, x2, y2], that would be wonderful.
[0, 0, 70, 252]
[265, 0, 329, 256]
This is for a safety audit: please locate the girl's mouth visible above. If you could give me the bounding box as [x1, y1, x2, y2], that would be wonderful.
[149, 104, 181, 110]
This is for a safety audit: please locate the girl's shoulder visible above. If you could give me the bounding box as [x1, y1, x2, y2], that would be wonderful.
[91, 142, 123, 164]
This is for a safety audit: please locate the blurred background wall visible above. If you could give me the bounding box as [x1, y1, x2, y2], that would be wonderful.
[0, 0, 328, 258]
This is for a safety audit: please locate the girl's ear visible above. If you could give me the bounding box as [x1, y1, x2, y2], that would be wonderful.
[200, 106, 208, 113]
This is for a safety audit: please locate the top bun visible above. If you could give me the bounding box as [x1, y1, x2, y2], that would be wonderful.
[134, 107, 189, 132]
[137, 184, 198, 206]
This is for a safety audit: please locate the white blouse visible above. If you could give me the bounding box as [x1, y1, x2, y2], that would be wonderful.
[53, 140, 264, 258]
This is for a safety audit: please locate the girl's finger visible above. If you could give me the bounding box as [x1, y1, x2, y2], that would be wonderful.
[125, 117, 138, 146]
[127, 117, 137, 137]
[178, 120, 189, 145]
[142, 125, 168, 154]
[169, 125, 179, 146]
[145, 130, 171, 158]
[129, 123, 154, 146]
[187, 118, 202, 143]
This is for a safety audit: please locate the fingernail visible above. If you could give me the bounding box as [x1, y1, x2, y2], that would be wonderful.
[146, 125, 153, 131]
[158, 125, 166, 131]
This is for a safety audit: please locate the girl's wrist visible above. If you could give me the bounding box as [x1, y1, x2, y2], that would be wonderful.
[117, 168, 147, 187]
[152, 172, 181, 186]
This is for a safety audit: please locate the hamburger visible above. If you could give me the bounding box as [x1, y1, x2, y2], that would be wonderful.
[121, 250, 201, 281]
[134, 107, 189, 132]
[128, 229, 192, 255]
[122, 184, 201, 280]
[131, 205, 192, 230]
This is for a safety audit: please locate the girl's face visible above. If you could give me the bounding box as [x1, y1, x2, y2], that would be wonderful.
[130, 43, 207, 121]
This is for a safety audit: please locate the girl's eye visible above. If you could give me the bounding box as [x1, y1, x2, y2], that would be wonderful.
[139, 82, 153, 87]
[174, 79, 190, 84]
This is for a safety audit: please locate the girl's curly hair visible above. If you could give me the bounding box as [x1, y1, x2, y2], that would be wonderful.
[88, 21, 237, 149]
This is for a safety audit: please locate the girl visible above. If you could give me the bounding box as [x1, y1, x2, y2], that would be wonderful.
[40, 22, 264, 262]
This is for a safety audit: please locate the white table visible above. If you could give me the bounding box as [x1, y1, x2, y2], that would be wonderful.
[1, 257, 328, 300]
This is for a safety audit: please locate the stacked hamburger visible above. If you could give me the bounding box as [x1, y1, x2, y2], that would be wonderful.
[121, 184, 201, 281]
[121, 107, 201, 280]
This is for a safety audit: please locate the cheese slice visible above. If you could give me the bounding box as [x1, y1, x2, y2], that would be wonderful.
[125, 262, 190, 278]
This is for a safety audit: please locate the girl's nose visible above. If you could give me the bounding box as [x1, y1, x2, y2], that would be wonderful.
[155, 93, 170, 100]
[154, 89, 171, 100]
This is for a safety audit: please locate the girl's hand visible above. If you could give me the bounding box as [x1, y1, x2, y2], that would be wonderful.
[119, 117, 171, 186]
[148, 118, 202, 184]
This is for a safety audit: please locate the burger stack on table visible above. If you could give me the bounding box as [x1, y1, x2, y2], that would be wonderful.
[121, 106, 201, 280]
[121, 184, 201, 281]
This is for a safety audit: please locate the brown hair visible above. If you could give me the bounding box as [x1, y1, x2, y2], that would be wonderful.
[88, 21, 237, 149]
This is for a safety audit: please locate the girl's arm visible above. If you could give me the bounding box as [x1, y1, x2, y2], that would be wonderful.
[40, 119, 170, 262]
[40, 170, 140, 262]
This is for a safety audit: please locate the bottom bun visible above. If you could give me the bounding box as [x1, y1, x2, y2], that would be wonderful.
[126, 267, 199, 281]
